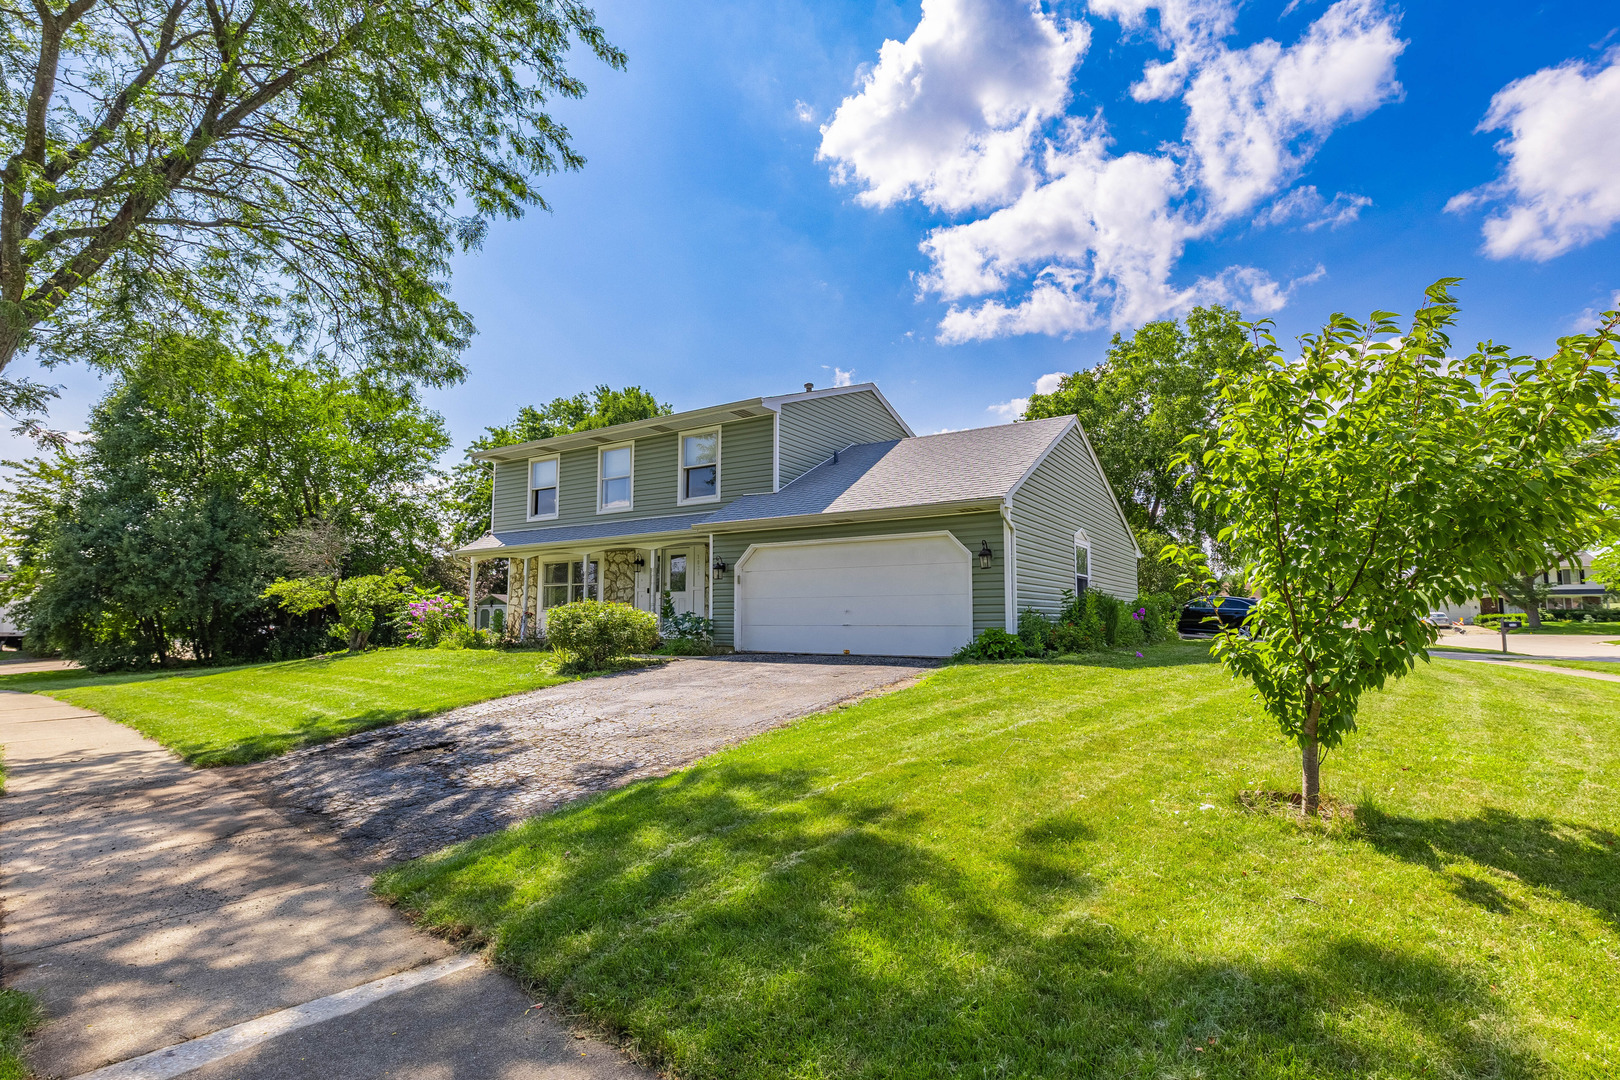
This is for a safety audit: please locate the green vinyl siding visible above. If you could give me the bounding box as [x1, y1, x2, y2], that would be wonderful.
[709, 511, 1005, 648]
[490, 415, 775, 532]
[777, 390, 909, 487]
[1008, 424, 1138, 614]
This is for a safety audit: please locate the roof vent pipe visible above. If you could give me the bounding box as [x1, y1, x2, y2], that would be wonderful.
[804, 382, 814, 392]
[833, 449, 839, 463]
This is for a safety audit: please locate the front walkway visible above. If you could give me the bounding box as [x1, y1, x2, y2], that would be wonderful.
[0, 691, 648, 1080]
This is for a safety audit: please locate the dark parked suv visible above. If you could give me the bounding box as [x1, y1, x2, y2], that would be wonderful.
[1178, 596, 1255, 637]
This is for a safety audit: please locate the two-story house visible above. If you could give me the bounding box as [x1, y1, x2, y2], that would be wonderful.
[457, 383, 1139, 658]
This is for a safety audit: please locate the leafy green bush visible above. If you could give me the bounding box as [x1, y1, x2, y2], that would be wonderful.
[546, 601, 658, 669]
[263, 570, 411, 652]
[1017, 608, 1054, 654]
[954, 626, 1027, 661]
[438, 623, 497, 650]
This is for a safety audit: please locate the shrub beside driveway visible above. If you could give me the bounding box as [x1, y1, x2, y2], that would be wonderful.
[0, 648, 586, 766]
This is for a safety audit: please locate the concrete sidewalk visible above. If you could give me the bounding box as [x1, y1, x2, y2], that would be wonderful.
[0, 691, 649, 1080]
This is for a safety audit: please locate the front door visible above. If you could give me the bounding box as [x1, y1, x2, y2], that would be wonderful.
[664, 547, 706, 617]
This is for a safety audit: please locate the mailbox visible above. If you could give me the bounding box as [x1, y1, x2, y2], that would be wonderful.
[1502, 619, 1522, 630]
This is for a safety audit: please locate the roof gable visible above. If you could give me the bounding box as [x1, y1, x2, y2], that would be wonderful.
[706, 416, 1074, 525]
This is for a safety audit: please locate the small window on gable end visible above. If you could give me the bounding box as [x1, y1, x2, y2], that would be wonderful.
[529, 457, 558, 519]
[1074, 528, 1091, 595]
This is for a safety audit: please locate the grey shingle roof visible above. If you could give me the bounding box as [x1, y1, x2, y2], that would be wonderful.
[458, 511, 719, 554]
[706, 415, 1073, 526]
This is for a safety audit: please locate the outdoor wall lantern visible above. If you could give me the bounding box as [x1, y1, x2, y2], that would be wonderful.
[979, 541, 994, 570]
[712, 558, 728, 580]
[633, 556, 646, 568]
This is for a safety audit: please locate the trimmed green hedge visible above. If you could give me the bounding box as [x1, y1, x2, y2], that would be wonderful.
[545, 601, 658, 669]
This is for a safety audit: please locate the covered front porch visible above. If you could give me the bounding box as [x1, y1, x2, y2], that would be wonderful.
[469, 539, 712, 638]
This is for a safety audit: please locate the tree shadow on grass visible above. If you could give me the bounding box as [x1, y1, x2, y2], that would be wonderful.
[1359, 804, 1620, 927]
[381, 764, 1547, 1080]
[175, 707, 442, 768]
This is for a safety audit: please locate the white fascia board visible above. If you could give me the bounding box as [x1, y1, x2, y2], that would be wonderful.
[473, 398, 772, 462]
[1006, 417, 1142, 559]
[701, 498, 1002, 535]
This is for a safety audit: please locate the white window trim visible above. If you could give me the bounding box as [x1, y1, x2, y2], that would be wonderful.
[675, 425, 722, 506]
[1074, 528, 1092, 594]
[526, 454, 560, 522]
[596, 441, 635, 515]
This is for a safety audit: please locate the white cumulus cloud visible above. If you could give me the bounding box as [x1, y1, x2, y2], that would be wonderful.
[818, 0, 1402, 341]
[817, 0, 1089, 213]
[1448, 50, 1620, 261]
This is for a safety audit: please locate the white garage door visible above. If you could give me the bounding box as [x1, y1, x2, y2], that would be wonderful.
[736, 533, 974, 657]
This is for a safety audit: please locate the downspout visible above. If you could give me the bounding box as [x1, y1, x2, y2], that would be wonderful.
[999, 503, 1018, 632]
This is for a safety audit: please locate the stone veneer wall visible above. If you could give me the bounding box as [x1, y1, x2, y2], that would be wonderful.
[601, 549, 637, 604]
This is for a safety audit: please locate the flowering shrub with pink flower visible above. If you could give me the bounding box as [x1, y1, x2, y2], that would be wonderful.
[398, 593, 466, 648]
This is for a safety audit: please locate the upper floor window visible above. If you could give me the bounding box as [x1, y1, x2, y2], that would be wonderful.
[680, 429, 719, 503]
[599, 445, 633, 511]
[528, 457, 558, 519]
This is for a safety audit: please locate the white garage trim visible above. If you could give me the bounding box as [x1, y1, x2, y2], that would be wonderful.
[734, 531, 973, 658]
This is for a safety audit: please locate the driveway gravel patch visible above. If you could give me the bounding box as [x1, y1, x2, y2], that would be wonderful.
[230, 655, 934, 862]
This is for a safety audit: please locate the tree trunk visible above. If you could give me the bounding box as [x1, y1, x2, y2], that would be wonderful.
[1301, 693, 1321, 817]
[1521, 575, 1542, 628]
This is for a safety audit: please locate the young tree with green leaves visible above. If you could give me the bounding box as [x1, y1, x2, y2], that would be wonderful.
[1024, 306, 1247, 547]
[1178, 282, 1618, 815]
[0, 0, 622, 387]
[263, 569, 410, 652]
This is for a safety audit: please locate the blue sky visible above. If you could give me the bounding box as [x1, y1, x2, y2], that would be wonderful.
[11, 0, 1620, 455]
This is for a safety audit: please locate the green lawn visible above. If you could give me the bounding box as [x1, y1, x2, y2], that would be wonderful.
[1501, 659, 1620, 676]
[378, 643, 1619, 1080]
[0, 648, 580, 766]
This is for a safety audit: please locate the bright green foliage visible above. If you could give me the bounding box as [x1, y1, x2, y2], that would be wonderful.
[957, 625, 1027, 660]
[1179, 281, 1620, 812]
[377, 652, 1620, 1079]
[545, 600, 657, 669]
[6, 647, 574, 766]
[1024, 306, 1246, 546]
[263, 569, 410, 652]
[1590, 547, 1620, 598]
[968, 592, 1170, 660]
[449, 385, 670, 546]
[0, 0, 623, 383]
[0, 987, 43, 1080]
[2, 338, 449, 666]
[12, 383, 269, 669]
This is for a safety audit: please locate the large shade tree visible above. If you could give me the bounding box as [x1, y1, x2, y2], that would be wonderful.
[1178, 283, 1619, 815]
[1023, 305, 1246, 550]
[0, 0, 623, 395]
[0, 333, 451, 665]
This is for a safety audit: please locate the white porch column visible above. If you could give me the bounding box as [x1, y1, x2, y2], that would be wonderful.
[467, 557, 478, 628]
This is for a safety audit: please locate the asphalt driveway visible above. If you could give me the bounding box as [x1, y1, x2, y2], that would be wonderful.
[232, 654, 934, 862]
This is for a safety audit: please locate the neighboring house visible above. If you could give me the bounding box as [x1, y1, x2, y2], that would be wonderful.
[1475, 551, 1606, 617]
[457, 383, 1139, 658]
